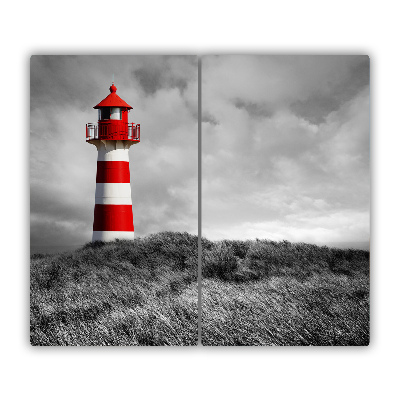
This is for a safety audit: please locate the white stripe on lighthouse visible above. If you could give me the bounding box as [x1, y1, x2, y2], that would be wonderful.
[92, 231, 135, 242]
[97, 148, 130, 162]
[95, 182, 132, 205]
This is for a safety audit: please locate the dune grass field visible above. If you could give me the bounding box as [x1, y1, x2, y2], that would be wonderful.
[30, 232, 198, 346]
[202, 239, 369, 346]
[30, 232, 369, 346]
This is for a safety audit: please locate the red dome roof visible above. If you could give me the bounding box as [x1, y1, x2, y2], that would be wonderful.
[94, 84, 133, 110]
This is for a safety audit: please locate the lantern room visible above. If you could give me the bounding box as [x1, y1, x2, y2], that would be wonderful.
[86, 83, 140, 142]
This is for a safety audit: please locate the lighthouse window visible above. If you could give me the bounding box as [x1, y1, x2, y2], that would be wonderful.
[110, 107, 122, 120]
[99, 108, 111, 120]
[98, 107, 122, 120]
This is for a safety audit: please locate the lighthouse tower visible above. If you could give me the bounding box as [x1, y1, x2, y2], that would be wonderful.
[86, 82, 140, 242]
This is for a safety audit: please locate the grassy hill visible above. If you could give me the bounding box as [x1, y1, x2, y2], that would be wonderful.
[201, 238, 369, 346]
[30, 232, 198, 346]
[31, 232, 369, 346]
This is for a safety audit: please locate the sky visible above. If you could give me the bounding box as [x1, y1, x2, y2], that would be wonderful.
[30, 55, 198, 253]
[31, 55, 369, 252]
[202, 55, 370, 248]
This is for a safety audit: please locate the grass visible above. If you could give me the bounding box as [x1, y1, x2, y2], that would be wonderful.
[201, 239, 369, 346]
[31, 233, 369, 346]
[30, 232, 198, 346]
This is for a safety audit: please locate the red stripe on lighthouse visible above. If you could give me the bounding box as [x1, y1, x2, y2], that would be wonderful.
[93, 204, 134, 231]
[96, 161, 130, 183]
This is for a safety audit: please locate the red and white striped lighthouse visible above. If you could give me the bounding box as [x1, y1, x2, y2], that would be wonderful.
[86, 82, 140, 242]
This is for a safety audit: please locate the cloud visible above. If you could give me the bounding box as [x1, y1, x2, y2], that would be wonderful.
[133, 56, 195, 95]
[202, 55, 369, 246]
[30, 56, 198, 251]
[31, 55, 369, 251]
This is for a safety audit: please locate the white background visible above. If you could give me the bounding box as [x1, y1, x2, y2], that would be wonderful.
[1, 1, 398, 398]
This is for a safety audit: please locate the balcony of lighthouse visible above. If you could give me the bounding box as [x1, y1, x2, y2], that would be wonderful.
[86, 122, 141, 142]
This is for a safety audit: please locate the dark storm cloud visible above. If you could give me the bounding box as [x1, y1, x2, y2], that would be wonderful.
[30, 55, 197, 252]
[132, 55, 196, 95]
[202, 55, 369, 246]
[134, 66, 187, 95]
[202, 112, 219, 125]
[290, 56, 369, 124]
[233, 99, 274, 119]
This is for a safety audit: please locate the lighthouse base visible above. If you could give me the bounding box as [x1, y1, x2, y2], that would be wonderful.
[92, 231, 135, 242]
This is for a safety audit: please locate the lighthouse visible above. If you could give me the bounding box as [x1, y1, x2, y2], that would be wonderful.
[86, 82, 140, 242]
